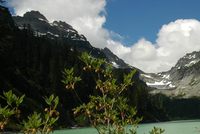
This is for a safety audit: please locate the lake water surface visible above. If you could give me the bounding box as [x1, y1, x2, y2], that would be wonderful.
[54, 120, 200, 134]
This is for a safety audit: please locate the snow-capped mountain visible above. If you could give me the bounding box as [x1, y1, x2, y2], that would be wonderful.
[14, 11, 87, 41]
[141, 51, 200, 98]
[13, 11, 130, 69]
[140, 73, 175, 89]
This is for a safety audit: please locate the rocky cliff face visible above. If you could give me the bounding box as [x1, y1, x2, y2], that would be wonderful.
[141, 51, 200, 98]
[14, 11, 87, 42]
[102, 47, 130, 68]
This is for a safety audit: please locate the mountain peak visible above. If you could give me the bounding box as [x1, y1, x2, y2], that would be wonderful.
[174, 51, 200, 69]
[52, 21, 73, 29]
[13, 11, 88, 41]
[23, 10, 48, 22]
[141, 50, 200, 98]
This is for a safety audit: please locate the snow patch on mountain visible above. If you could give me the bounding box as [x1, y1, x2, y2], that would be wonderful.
[111, 61, 119, 68]
[146, 80, 171, 86]
[162, 74, 170, 79]
[140, 72, 175, 90]
[185, 60, 200, 67]
[47, 31, 59, 37]
[183, 54, 196, 59]
[141, 74, 153, 79]
[38, 18, 48, 22]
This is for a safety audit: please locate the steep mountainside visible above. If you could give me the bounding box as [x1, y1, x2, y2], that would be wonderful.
[13, 11, 130, 69]
[102, 47, 130, 68]
[141, 51, 200, 98]
[0, 6, 153, 127]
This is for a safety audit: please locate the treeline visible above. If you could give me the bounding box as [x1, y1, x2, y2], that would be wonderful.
[150, 94, 200, 120]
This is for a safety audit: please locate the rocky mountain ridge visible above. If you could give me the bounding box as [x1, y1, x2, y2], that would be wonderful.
[14, 11, 87, 41]
[141, 50, 200, 98]
[13, 10, 129, 69]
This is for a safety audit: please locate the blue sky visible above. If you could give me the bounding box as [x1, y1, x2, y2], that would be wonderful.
[105, 0, 200, 45]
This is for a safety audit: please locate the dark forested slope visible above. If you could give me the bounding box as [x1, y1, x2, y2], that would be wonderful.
[0, 6, 153, 127]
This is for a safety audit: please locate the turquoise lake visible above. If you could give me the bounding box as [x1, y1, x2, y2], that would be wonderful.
[54, 120, 200, 134]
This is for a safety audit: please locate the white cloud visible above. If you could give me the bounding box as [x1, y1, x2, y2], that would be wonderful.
[108, 19, 200, 73]
[7, 1, 200, 73]
[107, 40, 131, 56]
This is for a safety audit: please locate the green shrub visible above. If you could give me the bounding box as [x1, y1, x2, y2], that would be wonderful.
[0, 90, 24, 131]
[0, 90, 59, 134]
[22, 94, 59, 134]
[63, 52, 142, 134]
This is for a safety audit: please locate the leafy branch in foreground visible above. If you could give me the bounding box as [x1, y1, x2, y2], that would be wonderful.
[63, 52, 165, 134]
[0, 90, 24, 131]
[22, 94, 59, 134]
[62, 68, 82, 103]
[62, 68, 81, 90]
[64, 52, 142, 134]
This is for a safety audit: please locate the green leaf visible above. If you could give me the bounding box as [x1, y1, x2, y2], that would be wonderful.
[54, 96, 59, 108]
[49, 117, 59, 126]
[0, 106, 15, 118]
[23, 112, 42, 130]
[45, 97, 51, 106]
[16, 94, 25, 107]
